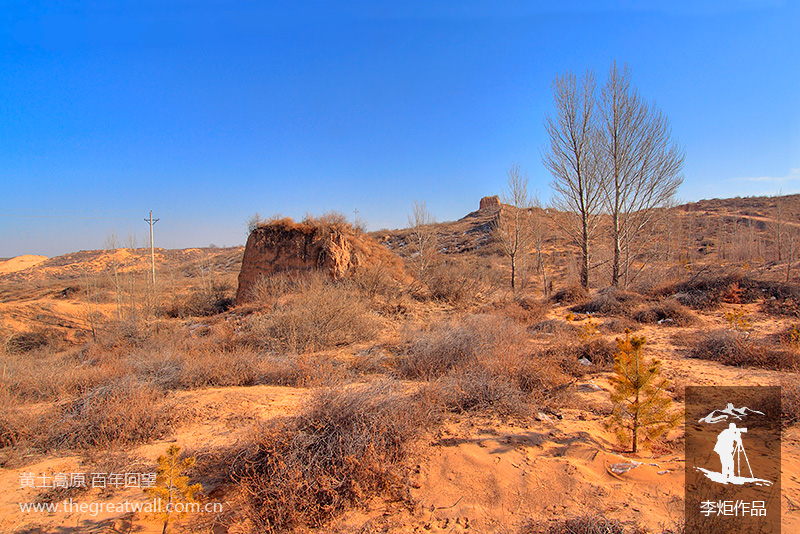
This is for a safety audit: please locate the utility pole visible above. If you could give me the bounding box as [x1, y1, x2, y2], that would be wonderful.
[353, 208, 358, 228]
[144, 211, 159, 284]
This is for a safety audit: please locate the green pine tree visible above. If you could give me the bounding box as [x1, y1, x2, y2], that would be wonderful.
[146, 445, 202, 534]
[607, 332, 680, 453]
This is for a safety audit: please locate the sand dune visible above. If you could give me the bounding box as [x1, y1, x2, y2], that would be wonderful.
[0, 255, 48, 275]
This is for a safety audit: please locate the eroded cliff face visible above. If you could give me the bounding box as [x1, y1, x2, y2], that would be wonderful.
[236, 218, 407, 303]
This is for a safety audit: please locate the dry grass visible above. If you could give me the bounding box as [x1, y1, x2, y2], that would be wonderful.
[570, 288, 645, 317]
[631, 299, 698, 326]
[400, 315, 574, 415]
[231, 380, 431, 533]
[485, 295, 550, 325]
[783, 377, 800, 427]
[246, 274, 380, 353]
[550, 285, 588, 304]
[398, 315, 526, 380]
[47, 378, 174, 450]
[689, 330, 799, 371]
[520, 514, 650, 534]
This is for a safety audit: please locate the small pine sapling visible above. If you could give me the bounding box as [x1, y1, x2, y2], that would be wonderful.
[146, 445, 202, 534]
[607, 332, 680, 453]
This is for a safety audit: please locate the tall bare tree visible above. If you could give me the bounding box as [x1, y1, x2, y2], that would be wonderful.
[543, 69, 602, 290]
[407, 200, 438, 280]
[528, 194, 551, 296]
[494, 165, 532, 291]
[598, 62, 684, 288]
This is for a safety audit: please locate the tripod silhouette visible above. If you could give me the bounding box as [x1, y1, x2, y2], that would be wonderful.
[733, 435, 754, 479]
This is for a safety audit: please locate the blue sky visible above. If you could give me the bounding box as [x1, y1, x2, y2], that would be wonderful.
[1, 1, 798, 257]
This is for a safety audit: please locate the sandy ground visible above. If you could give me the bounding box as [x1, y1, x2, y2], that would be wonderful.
[0, 256, 48, 276]
[1, 297, 799, 532]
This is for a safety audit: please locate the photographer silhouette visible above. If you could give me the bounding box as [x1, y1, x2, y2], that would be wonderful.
[714, 423, 748, 480]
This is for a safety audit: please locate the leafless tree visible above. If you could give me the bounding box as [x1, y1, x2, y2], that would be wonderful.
[494, 165, 532, 291]
[528, 194, 551, 296]
[407, 200, 438, 280]
[543, 69, 602, 290]
[598, 61, 684, 288]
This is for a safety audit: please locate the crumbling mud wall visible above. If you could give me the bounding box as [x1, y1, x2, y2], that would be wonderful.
[236, 217, 408, 303]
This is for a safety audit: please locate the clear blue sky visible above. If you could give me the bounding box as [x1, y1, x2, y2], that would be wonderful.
[1, 1, 798, 258]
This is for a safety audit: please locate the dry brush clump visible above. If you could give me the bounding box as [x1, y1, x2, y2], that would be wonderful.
[231, 380, 431, 533]
[569, 288, 645, 317]
[630, 299, 698, 326]
[689, 330, 799, 371]
[399, 315, 576, 415]
[485, 295, 550, 325]
[520, 514, 649, 534]
[47, 378, 174, 450]
[782, 377, 800, 427]
[245, 273, 381, 353]
[421, 258, 492, 307]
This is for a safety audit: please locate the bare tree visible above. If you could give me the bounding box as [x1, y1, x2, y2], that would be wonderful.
[598, 62, 685, 288]
[543, 69, 602, 290]
[407, 200, 438, 280]
[528, 194, 551, 296]
[494, 165, 532, 291]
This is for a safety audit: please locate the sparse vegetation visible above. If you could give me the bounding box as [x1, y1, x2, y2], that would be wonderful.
[232, 380, 430, 533]
[246, 274, 380, 353]
[689, 329, 799, 370]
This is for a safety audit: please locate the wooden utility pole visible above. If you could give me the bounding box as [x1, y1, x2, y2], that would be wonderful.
[144, 211, 159, 284]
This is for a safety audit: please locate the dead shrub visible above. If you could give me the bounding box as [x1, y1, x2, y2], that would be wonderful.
[399, 323, 480, 379]
[575, 338, 617, 368]
[232, 380, 430, 532]
[423, 259, 487, 306]
[48, 378, 173, 450]
[569, 288, 645, 317]
[486, 296, 550, 325]
[631, 299, 698, 326]
[661, 272, 800, 314]
[0, 387, 39, 449]
[398, 315, 526, 380]
[550, 285, 588, 304]
[783, 377, 800, 427]
[521, 514, 648, 534]
[5, 328, 62, 354]
[598, 317, 640, 334]
[690, 330, 799, 371]
[247, 275, 381, 353]
[530, 319, 581, 338]
[164, 281, 235, 318]
[429, 367, 526, 416]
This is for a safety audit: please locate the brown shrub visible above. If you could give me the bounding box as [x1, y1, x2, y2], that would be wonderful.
[783, 377, 800, 427]
[530, 319, 581, 338]
[689, 330, 799, 371]
[422, 259, 489, 306]
[598, 317, 641, 334]
[575, 338, 617, 367]
[486, 296, 550, 325]
[5, 328, 63, 354]
[569, 288, 645, 317]
[48, 378, 173, 450]
[164, 281, 235, 318]
[398, 315, 526, 380]
[232, 380, 430, 533]
[550, 285, 588, 304]
[520, 514, 652, 534]
[246, 274, 381, 353]
[631, 299, 698, 326]
[428, 367, 526, 416]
